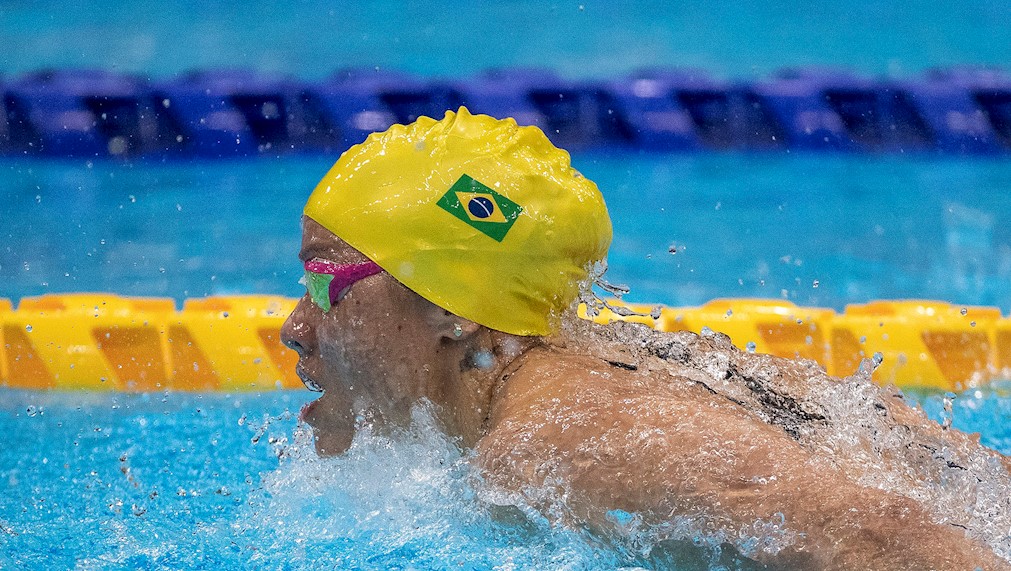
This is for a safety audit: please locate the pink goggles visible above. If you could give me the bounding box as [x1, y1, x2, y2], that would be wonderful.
[302, 259, 384, 312]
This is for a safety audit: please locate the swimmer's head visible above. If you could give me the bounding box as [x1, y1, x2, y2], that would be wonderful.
[303, 107, 612, 336]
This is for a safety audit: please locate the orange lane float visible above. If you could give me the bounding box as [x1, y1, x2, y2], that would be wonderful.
[2, 294, 1010, 392]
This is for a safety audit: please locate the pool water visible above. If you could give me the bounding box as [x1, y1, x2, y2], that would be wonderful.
[5, 154, 1011, 310]
[3, 1, 1011, 80]
[3, 153, 1011, 568]
[5, 1, 1011, 567]
[1, 387, 1009, 570]
[0, 390, 688, 569]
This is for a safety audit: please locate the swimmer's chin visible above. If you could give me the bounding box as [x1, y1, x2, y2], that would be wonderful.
[300, 395, 354, 457]
[312, 426, 353, 457]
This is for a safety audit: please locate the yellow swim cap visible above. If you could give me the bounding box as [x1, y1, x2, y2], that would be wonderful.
[304, 107, 612, 336]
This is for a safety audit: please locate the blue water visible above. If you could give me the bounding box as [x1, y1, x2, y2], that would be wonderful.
[2, 1, 1011, 80]
[4, 1, 1011, 568]
[1, 387, 1008, 569]
[4, 153, 1011, 568]
[4, 154, 1011, 312]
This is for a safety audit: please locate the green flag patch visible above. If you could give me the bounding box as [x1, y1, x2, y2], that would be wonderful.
[436, 174, 523, 242]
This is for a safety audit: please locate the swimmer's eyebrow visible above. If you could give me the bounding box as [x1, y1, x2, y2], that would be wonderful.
[298, 244, 368, 264]
[298, 245, 328, 263]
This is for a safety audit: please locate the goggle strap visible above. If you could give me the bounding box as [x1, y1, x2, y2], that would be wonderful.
[325, 261, 384, 303]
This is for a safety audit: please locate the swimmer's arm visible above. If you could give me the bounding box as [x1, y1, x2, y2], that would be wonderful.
[879, 387, 1011, 472]
[477, 355, 1006, 570]
[727, 346, 1011, 474]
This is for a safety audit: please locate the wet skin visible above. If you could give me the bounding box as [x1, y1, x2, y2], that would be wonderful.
[280, 216, 536, 455]
[281, 216, 1011, 570]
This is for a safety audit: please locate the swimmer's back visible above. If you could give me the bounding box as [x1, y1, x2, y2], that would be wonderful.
[477, 340, 1009, 570]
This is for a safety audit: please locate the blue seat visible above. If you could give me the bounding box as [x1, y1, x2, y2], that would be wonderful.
[0, 78, 9, 154]
[883, 69, 1004, 155]
[1, 67, 1009, 157]
[739, 68, 873, 151]
[455, 68, 625, 151]
[933, 67, 1011, 151]
[3, 70, 153, 157]
[452, 68, 554, 130]
[305, 69, 460, 152]
[606, 69, 736, 151]
[153, 70, 297, 157]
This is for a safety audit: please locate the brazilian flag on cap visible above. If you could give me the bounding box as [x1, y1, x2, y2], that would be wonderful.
[304, 108, 612, 337]
[436, 174, 522, 242]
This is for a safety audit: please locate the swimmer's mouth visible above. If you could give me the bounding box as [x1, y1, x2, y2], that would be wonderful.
[295, 364, 324, 393]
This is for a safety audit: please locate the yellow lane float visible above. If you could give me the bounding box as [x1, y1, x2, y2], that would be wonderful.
[585, 298, 1011, 392]
[2, 294, 1009, 392]
[1, 294, 299, 392]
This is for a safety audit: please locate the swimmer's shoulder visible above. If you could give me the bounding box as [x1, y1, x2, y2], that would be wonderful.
[496, 344, 637, 400]
[487, 342, 672, 433]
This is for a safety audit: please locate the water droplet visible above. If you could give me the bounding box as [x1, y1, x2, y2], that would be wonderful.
[700, 326, 715, 337]
[473, 350, 495, 369]
[746, 341, 757, 353]
[26, 405, 38, 417]
[725, 309, 733, 317]
[941, 392, 956, 430]
[650, 306, 662, 320]
[872, 352, 884, 369]
[812, 280, 819, 288]
[960, 307, 968, 316]
[668, 243, 678, 254]
[107, 136, 128, 155]
[970, 321, 976, 327]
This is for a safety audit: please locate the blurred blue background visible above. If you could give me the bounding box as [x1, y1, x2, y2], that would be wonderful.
[3, 1, 1011, 310]
[4, 1, 1011, 79]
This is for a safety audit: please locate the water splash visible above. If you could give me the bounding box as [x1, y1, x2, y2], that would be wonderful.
[550, 319, 1011, 564]
[236, 404, 632, 569]
[577, 260, 654, 323]
[941, 392, 956, 430]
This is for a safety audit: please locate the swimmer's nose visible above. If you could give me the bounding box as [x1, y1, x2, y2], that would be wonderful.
[280, 295, 314, 358]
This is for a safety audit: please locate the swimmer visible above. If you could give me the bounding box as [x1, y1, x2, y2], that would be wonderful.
[280, 108, 1011, 570]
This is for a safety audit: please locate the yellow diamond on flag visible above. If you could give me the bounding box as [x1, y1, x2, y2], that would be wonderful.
[456, 192, 508, 223]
